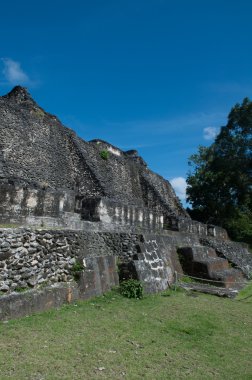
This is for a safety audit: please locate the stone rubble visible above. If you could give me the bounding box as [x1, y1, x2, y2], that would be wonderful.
[0, 229, 78, 292]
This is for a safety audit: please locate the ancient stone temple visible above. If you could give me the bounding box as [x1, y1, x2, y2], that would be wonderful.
[0, 86, 251, 319]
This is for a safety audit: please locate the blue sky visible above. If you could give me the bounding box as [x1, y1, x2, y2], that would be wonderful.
[1, 0, 252, 204]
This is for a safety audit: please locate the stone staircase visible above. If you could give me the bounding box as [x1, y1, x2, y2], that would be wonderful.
[177, 246, 246, 289]
[119, 236, 174, 293]
[132, 238, 171, 293]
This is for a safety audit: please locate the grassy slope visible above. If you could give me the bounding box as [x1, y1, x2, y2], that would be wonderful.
[0, 288, 251, 380]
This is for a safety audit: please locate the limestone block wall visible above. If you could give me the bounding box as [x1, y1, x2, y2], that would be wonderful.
[0, 229, 80, 292]
[0, 225, 239, 295]
[176, 217, 229, 240]
[0, 182, 75, 223]
[0, 284, 80, 321]
[77, 256, 119, 299]
[0, 228, 142, 294]
[0, 228, 182, 296]
[133, 237, 174, 293]
[80, 197, 164, 230]
[0, 224, 251, 320]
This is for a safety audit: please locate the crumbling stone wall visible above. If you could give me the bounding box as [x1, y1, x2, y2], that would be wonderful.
[0, 228, 144, 294]
[0, 228, 187, 295]
[0, 229, 79, 292]
[0, 224, 251, 320]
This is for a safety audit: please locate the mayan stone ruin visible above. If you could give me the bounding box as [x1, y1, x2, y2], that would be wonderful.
[0, 86, 251, 319]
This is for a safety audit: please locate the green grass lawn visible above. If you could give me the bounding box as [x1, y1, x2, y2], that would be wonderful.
[0, 287, 251, 380]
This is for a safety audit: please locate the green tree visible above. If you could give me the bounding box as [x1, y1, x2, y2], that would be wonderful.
[187, 98, 252, 244]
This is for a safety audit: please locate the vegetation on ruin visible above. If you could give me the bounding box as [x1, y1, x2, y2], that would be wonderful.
[71, 261, 84, 273]
[0, 224, 20, 229]
[71, 261, 84, 280]
[100, 149, 110, 160]
[0, 287, 251, 380]
[187, 97, 252, 245]
[119, 279, 143, 299]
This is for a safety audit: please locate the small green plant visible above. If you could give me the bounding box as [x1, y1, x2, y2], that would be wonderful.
[163, 223, 170, 230]
[71, 261, 84, 280]
[179, 275, 194, 284]
[15, 287, 29, 293]
[72, 262, 84, 272]
[0, 223, 19, 228]
[100, 150, 109, 160]
[168, 284, 184, 292]
[119, 279, 143, 299]
[33, 108, 45, 118]
[116, 257, 123, 273]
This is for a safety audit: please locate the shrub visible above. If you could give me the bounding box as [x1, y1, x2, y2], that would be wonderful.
[100, 150, 109, 160]
[119, 279, 143, 299]
[225, 212, 252, 246]
[71, 261, 84, 280]
[71, 262, 84, 272]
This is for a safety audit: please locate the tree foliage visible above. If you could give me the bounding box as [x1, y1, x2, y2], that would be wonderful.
[187, 98, 252, 244]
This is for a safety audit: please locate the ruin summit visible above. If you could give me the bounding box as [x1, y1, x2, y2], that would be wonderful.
[0, 86, 251, 319]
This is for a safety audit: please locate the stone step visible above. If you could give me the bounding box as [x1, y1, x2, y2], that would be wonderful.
[179, 282, 239, 298]
[177, 245, 246, 289]
[212, 269, 246, 289]
[191, 246, 217, 260]
[178, 246, 217, 264]
[194, 257, 230, 274]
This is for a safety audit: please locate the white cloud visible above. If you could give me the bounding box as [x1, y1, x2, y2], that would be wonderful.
[170, 177, 187, 201]
[105, 111, 226, 136]
[1, 58, 30, 85]
[203, 126, 218, 140]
